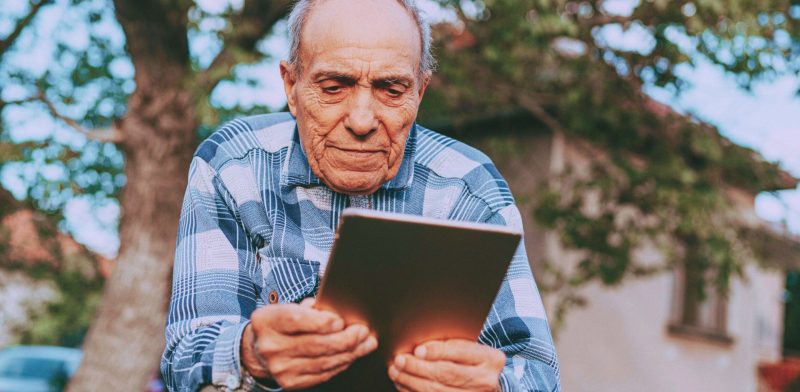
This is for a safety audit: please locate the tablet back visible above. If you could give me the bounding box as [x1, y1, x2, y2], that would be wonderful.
[314, 208, 522, 392]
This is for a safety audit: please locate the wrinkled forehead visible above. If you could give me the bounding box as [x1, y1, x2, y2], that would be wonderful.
[299, 0, 422, 79]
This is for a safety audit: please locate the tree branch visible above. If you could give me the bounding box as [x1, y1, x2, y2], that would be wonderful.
[0, 0, 51, 60]
[113, 0, 194, 66]
[578, 14, 631, 26]
[509, 87, 569, 135]
[508, 85, 626, 173]
[34, 91, 124, 143]
[0, 96, 39, 113]
[195, 0, 294, 92]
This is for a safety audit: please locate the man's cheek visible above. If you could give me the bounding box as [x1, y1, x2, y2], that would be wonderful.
[387, 129, 408, 159]
[383, 100, 419, 134]
[383, 111, 415, 159]
[399, 98, 420, 119]
[298, 95, 323, 122]
[301, 100, 344, 134]
[297, 90, 332, 121]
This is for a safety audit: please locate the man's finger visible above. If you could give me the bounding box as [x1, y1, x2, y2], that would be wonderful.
[309, 353, 359, 373]
[283, 324, 371, 357]
[355, 336, 378, 357]
[414, 339, 503, 366]
[294, 338, 375, 375]
[273, 353, 353, 377]
[276, 305, 344, 335]
[272, 337, 376, 388]
[393, 354, 480, 389]
[300, 297, 316, 307]
[276, 365, 348, 391]
[253, 304, 344, 335]
[389, 365, 463, 392]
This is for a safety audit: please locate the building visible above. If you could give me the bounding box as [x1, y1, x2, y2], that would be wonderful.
[0, 187, 111, 347]
[449, 110, 800, 392]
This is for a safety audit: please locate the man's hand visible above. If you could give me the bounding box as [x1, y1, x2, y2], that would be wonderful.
[388, 339, 506, 392]
[241, 298, 378, 390]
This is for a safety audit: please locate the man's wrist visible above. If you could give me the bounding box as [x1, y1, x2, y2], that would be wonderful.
[241, 366, 282, 391]
[240, 323, 273, 380]
[240, 323, 283, 390]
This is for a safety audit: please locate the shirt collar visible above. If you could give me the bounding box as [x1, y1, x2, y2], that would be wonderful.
[280, 122, 417, 192]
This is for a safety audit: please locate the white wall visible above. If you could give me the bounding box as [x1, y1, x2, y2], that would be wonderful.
[552, 264, 784, 392]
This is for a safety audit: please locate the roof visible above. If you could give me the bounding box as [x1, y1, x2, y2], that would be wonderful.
[422, 103, 799, 194]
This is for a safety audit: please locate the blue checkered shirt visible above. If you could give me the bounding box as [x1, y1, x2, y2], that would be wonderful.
[161, 113, 560, 392]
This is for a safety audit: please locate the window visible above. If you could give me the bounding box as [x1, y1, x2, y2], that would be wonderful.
[668, 264, 734, 344]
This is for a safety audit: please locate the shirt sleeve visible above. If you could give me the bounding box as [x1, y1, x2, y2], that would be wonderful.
[483, 204, 561, 392]
[161, 157, 267, 392]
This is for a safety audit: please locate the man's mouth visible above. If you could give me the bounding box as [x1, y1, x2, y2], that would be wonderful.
[330, 147, 384, 160]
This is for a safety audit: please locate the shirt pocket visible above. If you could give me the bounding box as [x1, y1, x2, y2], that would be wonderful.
[258, 255, 320, 304]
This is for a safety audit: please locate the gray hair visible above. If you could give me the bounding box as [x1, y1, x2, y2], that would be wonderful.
[286, 0, 435, 80]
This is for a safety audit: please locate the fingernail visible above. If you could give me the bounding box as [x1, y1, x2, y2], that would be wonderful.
[365, 336, 378, 351]
[331, 319, 344, 331]
[414, 346, 426, 359]
[388, 365, 399, 380]
[357, 326, 368, 341]
[395, 355, 406, 369]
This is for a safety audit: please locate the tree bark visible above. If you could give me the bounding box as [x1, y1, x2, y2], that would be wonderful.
[65, 71, 196, 392]
[65, 1, 196, 390]
[64, 0, 292, 389]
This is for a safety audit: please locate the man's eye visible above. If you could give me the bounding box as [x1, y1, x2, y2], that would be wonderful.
[385, 87, 405, 97]
[323, 86, 342, 93]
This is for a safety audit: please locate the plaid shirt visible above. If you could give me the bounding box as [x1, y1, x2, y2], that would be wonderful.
[161, 113, 560, 392]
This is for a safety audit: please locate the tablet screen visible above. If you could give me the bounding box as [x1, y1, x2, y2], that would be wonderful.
[315, 208, 522, 391]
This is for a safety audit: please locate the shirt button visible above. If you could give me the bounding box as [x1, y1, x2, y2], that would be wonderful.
[225, 374, 239, 390]
[268, 290, 279, 304]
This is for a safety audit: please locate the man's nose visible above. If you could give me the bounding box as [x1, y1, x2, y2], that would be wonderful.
[344, 89, 378, 136]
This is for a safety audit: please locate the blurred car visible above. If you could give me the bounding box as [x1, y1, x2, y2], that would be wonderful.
[145, 370, 166, 392]
[0, 345, 82, 392]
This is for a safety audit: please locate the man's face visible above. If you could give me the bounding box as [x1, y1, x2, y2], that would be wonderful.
[280, 0, 429, 195]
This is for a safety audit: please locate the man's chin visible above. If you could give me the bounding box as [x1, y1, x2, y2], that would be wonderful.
[320, 171, 390, 195]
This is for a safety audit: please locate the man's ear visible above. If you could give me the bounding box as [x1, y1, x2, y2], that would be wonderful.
[417, 70, 433, 103]
[280, 60, 298, 117]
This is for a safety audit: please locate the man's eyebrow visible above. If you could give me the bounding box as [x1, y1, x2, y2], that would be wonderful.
[311, 71, 357, 83]
[373, 76, 414, 88]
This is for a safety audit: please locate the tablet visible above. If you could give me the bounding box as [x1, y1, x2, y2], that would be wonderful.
[314, 208, 522, 391]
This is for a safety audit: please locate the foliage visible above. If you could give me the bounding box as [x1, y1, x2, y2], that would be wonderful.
[0, 0, 287, 210]
[422, 0, 800, 121]
[0, 184, 105, 347]
[0, 0, 798, 355]
[417, 0, 800, 331]
[0, 0, 286, 360]
[15, 265, 105, 348]
[531, 151, 754, 330]
[523, 114, 791, 332]
[1, 0, 133, 211]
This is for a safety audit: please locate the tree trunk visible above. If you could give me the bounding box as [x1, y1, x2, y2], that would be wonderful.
[65, 1, 196, 390]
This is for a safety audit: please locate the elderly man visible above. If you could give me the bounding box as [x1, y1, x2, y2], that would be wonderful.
[162, 0, 560, 391]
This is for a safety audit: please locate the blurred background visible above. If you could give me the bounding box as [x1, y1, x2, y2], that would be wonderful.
[0, 0, 799, 391]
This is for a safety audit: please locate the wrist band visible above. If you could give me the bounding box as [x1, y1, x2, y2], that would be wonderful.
[241, 366, 283, 391]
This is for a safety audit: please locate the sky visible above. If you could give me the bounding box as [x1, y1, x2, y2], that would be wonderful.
[0, 0, 798, 258]
[648, 59, 800, 233]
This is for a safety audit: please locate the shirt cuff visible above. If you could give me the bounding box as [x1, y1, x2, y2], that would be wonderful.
[212, 321, 251, 391]
[499, 366, 522, 392]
